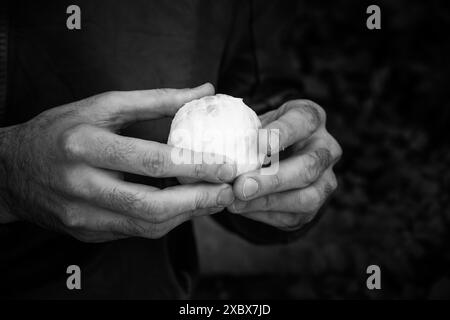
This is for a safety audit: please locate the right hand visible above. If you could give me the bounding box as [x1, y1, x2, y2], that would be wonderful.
[0, 83, 236, 242]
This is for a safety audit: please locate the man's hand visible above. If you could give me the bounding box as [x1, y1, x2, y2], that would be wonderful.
[0, 83, 236, 242]
[228, 100, 342, 231]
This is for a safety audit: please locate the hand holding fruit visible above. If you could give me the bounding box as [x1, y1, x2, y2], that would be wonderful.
[167, 92, 342, 232]
[0, 84, 236, 242]
[228, 100, 342, 231]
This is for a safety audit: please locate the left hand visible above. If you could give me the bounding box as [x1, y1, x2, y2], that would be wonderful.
[227, 99, 342, 231]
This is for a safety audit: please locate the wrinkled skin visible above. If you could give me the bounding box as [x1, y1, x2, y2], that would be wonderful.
[228, 99, 342, 231]
[0, 82, 342, 241]
[0, 84, 237, 242]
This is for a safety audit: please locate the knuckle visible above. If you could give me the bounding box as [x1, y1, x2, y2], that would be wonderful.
[260, 194, 274, 210]
[108, 188, 142, 214]
[303, 166, 319, 185]
[290, 99, 325, 132]
[302, 149, 331, 184]
[300, 188, 322, 214]
[193, 163, 208, 179]
[60, 126, 86, 159]
[270, 174, 282, 191]
[277, 213, 301, 229]
[142, 150, 169, 177]
[139, 203, 165, 224]
[194, 190, 212, 209]
[314, 148, 333, 169]
[61, 206, 85, 228]
[125, 193, 167, 223]
[304, 100, 326, 125]
[301, 155, 321, 184]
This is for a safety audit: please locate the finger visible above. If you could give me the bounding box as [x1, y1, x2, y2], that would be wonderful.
[62, 125, 236, 182]
[59, 203, 130, 242]
[264, 100, 325, 152]
[61, 203, 224, 241]
[233, 143, 334, 201]
[66, 228, 129, 243]
[259, 109, 278, 127]
[142, 206, 224, 238]
[84, 83, 215, 127]
[229, 169, 337, 215]
[68, 167, 235, 223]
[106, 207, 224, 239]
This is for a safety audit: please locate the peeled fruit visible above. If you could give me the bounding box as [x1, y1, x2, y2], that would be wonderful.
[168, 94, 264, 182]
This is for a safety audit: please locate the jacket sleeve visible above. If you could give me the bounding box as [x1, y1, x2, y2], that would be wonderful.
[213, 0, 320, 245]
[0, 1, 8, 126]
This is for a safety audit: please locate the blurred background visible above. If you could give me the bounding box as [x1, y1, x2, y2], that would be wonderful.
[193, 0, 450, 299]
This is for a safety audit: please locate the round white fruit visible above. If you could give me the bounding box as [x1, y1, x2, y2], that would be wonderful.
[168, 94, 264, 181]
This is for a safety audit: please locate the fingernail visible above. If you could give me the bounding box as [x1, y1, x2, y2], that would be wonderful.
[243, 178, 259, 199]
[217, 187, 235, 206]
[217, 163, 236, 182]
[230, 200, 247, 213]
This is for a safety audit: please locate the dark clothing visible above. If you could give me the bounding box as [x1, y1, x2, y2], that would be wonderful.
[0, 0, 305, 299]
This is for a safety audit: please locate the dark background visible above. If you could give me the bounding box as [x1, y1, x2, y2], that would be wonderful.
[193, 0, 450, 299]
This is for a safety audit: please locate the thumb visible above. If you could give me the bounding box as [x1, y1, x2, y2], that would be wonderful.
[88, 83, 215, 128]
